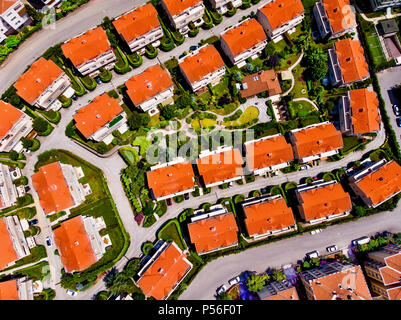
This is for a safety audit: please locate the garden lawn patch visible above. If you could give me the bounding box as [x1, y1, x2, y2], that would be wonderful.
[157, 219, 186, 251]
[13, 261, 49, 281]
[365, 31, 387, 68]
[119, 147, 139, 165]
[290, 65, 308, 98]
[288, 101, 316, 118]
[223, 107, 259, 127]
[132, 136, 151, 156]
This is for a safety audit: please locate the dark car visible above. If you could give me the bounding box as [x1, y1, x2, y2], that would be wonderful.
[29, 219, 38, 226]
[261, 188, 268, 195]
[95, 77, 102, 84]
[166, 198, 172, 206]
[71, 95, 78, 101]
[190, 45, 199, 51]
[393, 105, 401, 117]
[184, 193, 189, 200]
[24, 186, 30, 192]
[397, 118, 401, 128]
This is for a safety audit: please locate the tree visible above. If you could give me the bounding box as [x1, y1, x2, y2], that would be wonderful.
[268, 55, 280, 68]
[246, 274, 270, 293]
[354, 206, 366, 217]
[5, 35, 20, 49]
[271, 270, 286, 282]
[9, 150, 19, 161]
[25, 4, 44, 23]
[127, 112, 150, 130]
[65, 122, 76, 138]
[263, 42, 276, 57]
[97, 141, 108, 154]
[161, 105, 176, 120]
[132, 292, 145, 300]
[176, 92, 193, 109]
[104, 269, 136, 296]
[124, 259, 141, 278]
[33, 118, 49, 133]
[304, 45, 328, 81]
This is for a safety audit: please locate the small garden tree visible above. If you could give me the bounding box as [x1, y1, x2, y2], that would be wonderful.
[304, 45, 328, 81]
[246, 274, 270, 293]
[33, 118, 49, 133]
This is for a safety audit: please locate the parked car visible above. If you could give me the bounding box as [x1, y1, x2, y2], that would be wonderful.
[66, 289, 78, 297]
[190, 45, 199, 51]
[28, 219, 38, 226]
[184, 193, 189, 200]
[228, 276, 241, 286]
[95, 77, 102, 84]
[326, 245, 338, 253]
[393, 104, 401, 116]
[352, 236, 370, 246]
[228, 182, 233, 188]
[166, 198, 172, 206]
[178, 53, 186, 59]
[261, 187, 268, 195]
[306, 250, 319, 259]
[216, 285, 227, 296]
[24, 186, 30, 192]
[46, 237, 52, 247]
[300, 165, 309, 171]
[310, 229, 323, 235]
[71, 95, 78, 101]
[397, 118, 401, 128]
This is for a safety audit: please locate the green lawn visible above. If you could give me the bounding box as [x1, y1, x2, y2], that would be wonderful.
[288, 101, 316, 118]
[342, 136, 361, 153]
[223, 106, 259, 127]
[119, 147, 139, 165]
[290, 65, 308, 98]
[132, 136, 152, 156]
[157, 220, 186, 250]
[365, 31, 387, 67]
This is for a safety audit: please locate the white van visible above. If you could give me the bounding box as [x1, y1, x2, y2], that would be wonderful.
[352, 236, 370, 246]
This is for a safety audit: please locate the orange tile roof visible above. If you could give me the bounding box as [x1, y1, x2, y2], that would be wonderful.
[387, 286, 401, 300]
[354, 161, 401, 207]
[73, 93, 124, 139]
[53, 216, 97, 273]
[379, 265, 401, 285]
[221, 19, 267, 57]
[162, 0, 202, 17]
[137, 242, 192, 300]
[240, 70, 282, 98]
[0, 0, 17, 14]
[113, 4, 160, 43]
[297, 183, 352, 221]
[349, 89, 380, 134]
[262, 287, 299, 300]
[245, 135, 294, 171]
[32, 162, 75, 215]
[0, 101, 23, 139]
[258, 0, 305, 31]
[179, 45, 225, 84]
[14, 57, 64, 105]
[0, 280, 18, 300]
[307, 265, 372, 300]
[335, 38, 369, 84]
[323, 0, 357, 34]
[0, 218, 18, 271]
[291, 123, 343, 159]
[188, 212, 239, 254]
[197, 149, 244, 186]
[61, 27, 112, 67]
[147, 162, 195, 199]
[244, 197, 295, 236]
[125, 64, 173, 106]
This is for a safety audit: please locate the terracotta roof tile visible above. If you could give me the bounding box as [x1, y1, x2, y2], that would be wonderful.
[53, 216, 97, 273]
[297, 183, 352, 221]
[221, 19, 267, 57]
[262, 287, 299, 300]
[147, 161, 195, 199]
[0, 101, 23, 139]
[188, 212, 238, 254]
[14, 57, 64, 104]
[354, 161, 401, 207]
[0, 218, 18, 271]
[197, 149, 244, 186]
[335, 38, 369, 84]
[244, 197, 295, 236]
[387, 286, 401, 300]
[61, 27, 112, 67]
[291, 123, 343, 159]
[137, 243, 192, 300]
[0, 280, 18, 300]
[179, 45, 225, 84]
[113, 4, 160, 43]
[73, 93, 124, 139]
[125, 64, 173, 106]
[161, 0, 202, 17]
[0, 0, 17, 14]
[32, 162, 75, 215]
[258, 0, 305, 30]
[349, 89, 380, 134]
[323, 0, 357, 35]
[240, 70, 282, 98]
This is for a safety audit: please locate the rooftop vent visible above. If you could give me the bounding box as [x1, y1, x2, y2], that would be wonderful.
[317, 140, 323, 145]
[346, 57, 351, 62]
[267, 153, 272, 157]
[74, 241, 79, 246]
[158, 268, 164, 274]
[96, 114, 101, 119]
[210, 227, 216, 232]
[36, 78, 41, 83]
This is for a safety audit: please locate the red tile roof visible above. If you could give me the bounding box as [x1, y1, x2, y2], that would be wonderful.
[0, 218, 18, 271]
[0, 280, 18, 300]
[0, 101, 23, 139]
[73, 93, 124, 139]
[262, 287, 299, 300]
[221, 19, 267, 57]
[162, 0, 202, 17]
[32, 162, 75, 215]
[179, 45, 225, 84]
[125, 64, 173, 106]
[387, 286, 401, 300]
[0, 0, 17, 14]
[137, 242, 192, 300]
[323, 0, 357, 35]
[258, 0, 305, 30]
[240, 70, 282, 98]
[61, 27, 112, 67]
[14, 57, 64, 105]
[349, 89, 380, 134]
[188, 212, 238, 254]
[53, 216, 97, 273]
[113, 4, 160, 43]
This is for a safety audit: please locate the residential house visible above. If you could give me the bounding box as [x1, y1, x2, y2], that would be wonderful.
[136, 241, 193, 300]
[289, 122, 344, 163]
[125, 64, 174, 115]
[328, 38, 370, 87]
[363, 244, 401, 300]
[38, 0, 64, 10]
[244, 134, 294, 176]
[196, 146, 244, 188]
[348, 159, 401, 208]
[339, 88, 381, 136]
[370, 0, 401, 11]
[257, 281, 299, 300]
[0, 101, 33, 153]
[161, 0, 205, 34]
[147, 157, 196, 201]
[73, 93, 128, 144]
[113, 4, 163, 54]
[0, 0, 31, 43]
[208, 0, 243, 15]
[300, 260, 372, 300]
[14, 57, 72, 111]
[295, 180, 352, 224]
[256, 0, 305, 42]
[0, 164, 20, 210]
[32, 162, 86, 215]
[53, 215, 111, 273]
[239, 70, 282, 99]
[187, 204, 239, 255]
[0, 215, 31, 270]
[178, 44, 226, 93]
[61, 27, 116, 77]
[0, 278, 33, 300]
[220, 18, 268, 67]
[313, 0, 357, 40]
[241, 195, 296, 239]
